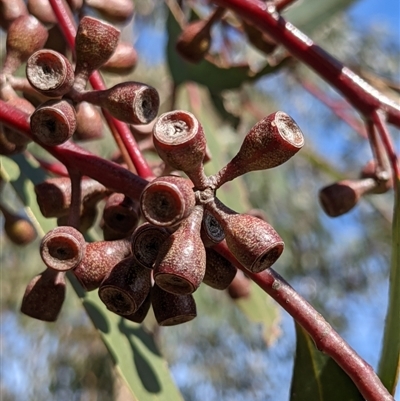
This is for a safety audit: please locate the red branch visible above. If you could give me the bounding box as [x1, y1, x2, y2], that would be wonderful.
[212, 0, 400, 128]
[48, 0, 154, 179]
[300, 79, 367, 138]
[0, 101, 148, 201]
[0, 99, 393, 400]
[214, 241, 394, 401]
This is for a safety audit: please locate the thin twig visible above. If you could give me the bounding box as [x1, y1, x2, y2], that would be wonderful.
[212, 0, 400, 127]
[0, 101, 148, 201]
[214, 241, 394, 401]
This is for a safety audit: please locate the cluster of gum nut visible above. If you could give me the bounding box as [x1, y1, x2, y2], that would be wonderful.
[0, 10, 305, 326]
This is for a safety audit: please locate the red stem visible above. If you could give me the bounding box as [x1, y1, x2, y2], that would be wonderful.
[301, 79, 367, 138]
[212, 0, 400, 127]
[32, 156, 70, 176]
[371, 110, 400, 181]
[48, 0, 154, 179]
[67, 168, 82, 228]
[0, 100, 148, 201]
[214, 241, 394, 401]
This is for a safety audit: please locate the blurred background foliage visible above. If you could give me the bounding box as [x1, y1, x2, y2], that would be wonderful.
[1, 0, 399, 400]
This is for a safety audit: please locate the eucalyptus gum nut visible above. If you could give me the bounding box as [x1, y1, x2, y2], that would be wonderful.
[203, 248, 236, 290]
[227, 270, 251, 300]
[0, 0, 28, 30]
[4, 15, 48, 74]
[123, 292, 151, 323]
[20, 268, 66, 322]
[85, 0, 134, 24]
[131, 223, 170, 269]
[35, 176, 109, 218]
[57, 205, 98, 234]
[73, 239, 131, 291]
[27, 0, 57, 25]
[200, 209, 225, 247]
[101, 42, 138, 74]
[319, 179, 377, 217]
[140, 176, 196, 227]
[242, 20, 277, 55]
[0, 126, 26, 155]
[176, 19, 212, 63]
[74, 102, 104, 141]
[214, 111, 304, 187]
[102, 193, 140, 234]
[153, 110, 207, 172]
[80, 82, 159, 125]
[3, 211, 37, 245]
[154, 206, 206, 295]
[151, 284, 197, 326]
[26, 50, 74, 97]
[209, 200, 284, 273]
[40, 226, 86, 271]
[74, 16, 120, 77]
[99, 257, 151, 316]
[30, 99, 77, 146]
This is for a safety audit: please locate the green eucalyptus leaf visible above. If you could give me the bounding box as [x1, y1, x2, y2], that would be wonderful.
[2, 153, 183, 401]
[283, 0, 358, 34]
[290, 323, 363, 401]
[166, 9, 281, 92]
[378, 177, 400, 394]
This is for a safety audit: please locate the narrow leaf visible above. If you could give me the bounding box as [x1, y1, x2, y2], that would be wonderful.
[378, 176, 400, 393]
[290, 323, 363, 401]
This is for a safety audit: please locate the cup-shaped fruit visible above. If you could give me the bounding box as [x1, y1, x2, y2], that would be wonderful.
[40, 226, 86, 271]
[201, 209, 225, 247]
[73, 238, 131, 291]
[153, 110, 207, 172]
[0, 125, 26, 155]
[131, 223, 169, 269]
[242, 20, 277, 55]
[26, 50, 74, 97]
[3, 15, 48, 74]
[208, 199, 284, 273]
[99, 257, 151, 315]
[74, 102, 103, 141]
[154, 206, 206, 295]
[57, 204, 98, 234]
[27, 0, 57, 25]
[35, 176, 109, 218]
[0, 0, 28, 30]
[1, 206, 37, 245]
[85, 0, 134, 24]
[203, 248, 236, 290]
[20, 268, 66, 321]
[212, 112, 304, 188]
[140, 176, 196, 227]
[79, 82, 159, 125]
[102, 193, 140, 235]
[74, 16, 120, 85]
[123, 292, 151, 323]
[151, 284, 197, 326]
[227, 270, 251, 299]
[176, 19, 212, 63]
[30, 99, 77, 146]
[319, 178, 377, 217]
[101, 42, 138, 74]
